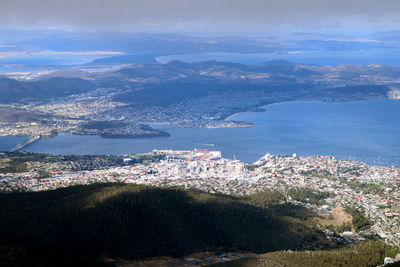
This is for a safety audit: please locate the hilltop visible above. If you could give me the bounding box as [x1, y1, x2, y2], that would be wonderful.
[0, 183, 335, 266]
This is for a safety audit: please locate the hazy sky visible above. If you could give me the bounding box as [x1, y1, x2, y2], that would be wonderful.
[1, 0, 399, 34]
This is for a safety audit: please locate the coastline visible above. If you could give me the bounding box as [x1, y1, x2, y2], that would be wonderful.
[224, 112, 243, 121]
[1, 99, 399, 167]
[99, 131, 170, 139]
[223, 101, 280, 122]
[223, 106, 270, 122]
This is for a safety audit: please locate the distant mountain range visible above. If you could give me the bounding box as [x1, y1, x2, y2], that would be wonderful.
[1, 60, 399, 105]
[86, 54, 160, 65]
[1, 30, 398, 56]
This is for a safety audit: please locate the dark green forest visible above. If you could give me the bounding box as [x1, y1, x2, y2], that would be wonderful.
[0, 183, 334, 266]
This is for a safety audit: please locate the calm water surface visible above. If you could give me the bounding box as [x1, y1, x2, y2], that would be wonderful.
[1, 100, 399, 166]
[0, 136, 26, 151]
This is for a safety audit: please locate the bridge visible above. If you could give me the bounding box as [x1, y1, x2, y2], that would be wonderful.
[10, 135, 42, 152]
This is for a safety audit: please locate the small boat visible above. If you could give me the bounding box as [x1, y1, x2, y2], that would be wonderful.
[202, 143, 215, 147]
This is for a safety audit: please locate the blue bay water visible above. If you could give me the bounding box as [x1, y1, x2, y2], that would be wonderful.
[0, 136, 26, 151]
[0, 54, 119, 73]
[1, 100, 399, 166]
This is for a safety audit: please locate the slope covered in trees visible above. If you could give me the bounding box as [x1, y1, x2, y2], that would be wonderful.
[213, 240, 398, 267]
[0, 184, 334, 266]
[0, 77, 95, 103]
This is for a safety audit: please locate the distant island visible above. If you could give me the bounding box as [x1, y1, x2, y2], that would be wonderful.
[75, 121, 170, 139]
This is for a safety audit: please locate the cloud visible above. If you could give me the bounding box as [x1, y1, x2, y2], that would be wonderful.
[0, 0, 399, 33]
[175, 23, 185, 30]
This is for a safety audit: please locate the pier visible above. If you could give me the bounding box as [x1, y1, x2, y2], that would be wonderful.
[10, 135, 42, 152]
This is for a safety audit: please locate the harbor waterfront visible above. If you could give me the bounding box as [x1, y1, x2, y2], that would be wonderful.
[2, 99, 397, 167]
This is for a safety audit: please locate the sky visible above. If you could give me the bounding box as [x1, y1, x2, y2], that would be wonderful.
[0, 0, 399, 34]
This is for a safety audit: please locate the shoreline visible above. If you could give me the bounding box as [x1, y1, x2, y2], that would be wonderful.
[223, 101, 281, 121]
[1, 147, 398, 168]
[1, 99, 399, 167]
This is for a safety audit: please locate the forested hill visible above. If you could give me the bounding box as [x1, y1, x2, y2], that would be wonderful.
[1, 60, 399, 104]
[0, 76, 95, 103]
[213, 240, 399, 267]
[0, 183, 334, 266]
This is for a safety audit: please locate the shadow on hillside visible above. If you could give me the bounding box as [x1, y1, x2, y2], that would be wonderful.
[0, 184, 326, 264]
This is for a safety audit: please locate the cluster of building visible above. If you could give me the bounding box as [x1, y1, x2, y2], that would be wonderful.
[0, 89, 260, 138]
[88, 91, 267, 128]
[0, 120, 74, 137]
[0, 149, 399, 248]
[252, 154, 400, 247]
